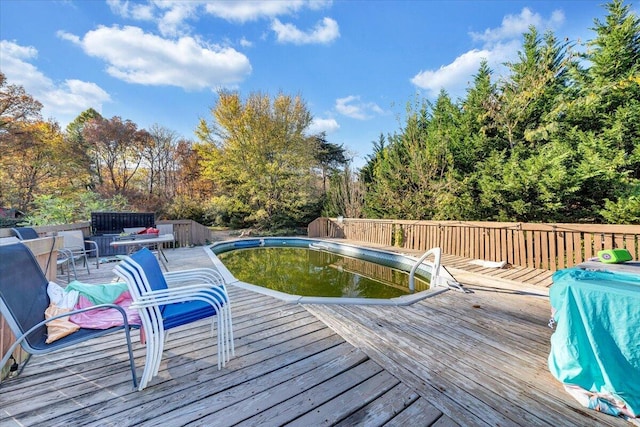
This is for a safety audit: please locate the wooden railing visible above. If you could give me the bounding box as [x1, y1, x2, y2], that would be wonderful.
[308, 218, 640, 272]
[157, 220, 213, 246]
[0, 219, 214, 247]
[1, 237, 63, 379]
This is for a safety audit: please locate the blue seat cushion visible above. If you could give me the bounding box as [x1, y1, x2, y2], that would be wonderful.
[129, 247, 228, 330]
[162, 294, 226, 330]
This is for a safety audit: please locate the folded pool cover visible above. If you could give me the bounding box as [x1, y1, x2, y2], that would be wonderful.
[548, 267, 640, 419]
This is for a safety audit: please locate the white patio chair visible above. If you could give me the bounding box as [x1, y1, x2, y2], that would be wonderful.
[114, 247, 234, 390]
[57, 230, 100, 273]
[56, 247, 78, 283]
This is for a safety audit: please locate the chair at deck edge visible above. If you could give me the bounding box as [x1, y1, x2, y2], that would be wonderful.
[10, 227, 40, 240]
[11, 227, 79, 283]
[0, 242, 138, 389]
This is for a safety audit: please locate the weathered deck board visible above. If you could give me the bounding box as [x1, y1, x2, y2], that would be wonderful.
[197, 346, 375, 426]
[3, 304, 336, 424]
[327, 238, 556, 288]
[379, 393, 443, 427]
[305, 286, 627, 427]
[333, 383, 424, 427]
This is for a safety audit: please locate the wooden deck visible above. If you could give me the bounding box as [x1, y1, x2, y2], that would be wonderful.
[331, 238, 555, 289]
[0, 244, 630, 426]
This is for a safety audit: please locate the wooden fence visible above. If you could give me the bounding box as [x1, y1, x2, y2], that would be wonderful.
[157, 220, 214, 247]
[308, 217, 640, 272]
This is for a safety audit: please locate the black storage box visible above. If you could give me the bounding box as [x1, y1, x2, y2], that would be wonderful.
[91, 212, 155, 256]
[91, 212, 155, 236]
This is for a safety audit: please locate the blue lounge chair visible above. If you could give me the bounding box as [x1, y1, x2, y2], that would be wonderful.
[0, 242, 138, 388]
[10, 227, 40, 240]
[114, 247, 233, 390]
[11, 226, 78, 282]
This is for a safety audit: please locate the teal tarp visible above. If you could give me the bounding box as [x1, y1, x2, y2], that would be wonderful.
[548, 267, 640, 417]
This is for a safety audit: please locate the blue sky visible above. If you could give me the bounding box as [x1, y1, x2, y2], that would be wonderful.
[0, 0, 617, 167]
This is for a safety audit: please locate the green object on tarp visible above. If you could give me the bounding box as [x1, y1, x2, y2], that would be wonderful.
[598, 248, 633, 264]
[65, 280, 128, 305]
[548, 267, 640, 417]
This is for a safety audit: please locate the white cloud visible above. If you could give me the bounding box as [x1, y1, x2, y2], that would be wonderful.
[470, 8, 539, 44]
[470, 8, 565, 45]
[0, 39, 38, 61]
[107, 0, 333, 35]
[549, 10, 566, 28]
[272, 17, 339, 45]
[45, 80, 112, 116]
[411, 8, 565, 98]
[107, 0, 155, 21]
[411, 49, 491, 96]
[155, 2, 199, 37]
[205, 0, 331, 23]
[469, 7, 565, 44]
[308, 117, 339, 135]
[60, 25, 252, 90]
[335, 96, 384, 120]
[57, 31, 80, 44]
[239, 37, 253, 48]
[0, 40, 111, 125]
[107, 0, 195, 36]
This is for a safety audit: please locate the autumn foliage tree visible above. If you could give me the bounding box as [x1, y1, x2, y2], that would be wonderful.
[82, 116, 149, 197]
[195, 91, 319, 229]
[0, 72, 42, 133]
[0, 73, 73, 212]
[65, 108, 102, 190]
[0, 120, 70, 211]
[0, 72, 44, 210]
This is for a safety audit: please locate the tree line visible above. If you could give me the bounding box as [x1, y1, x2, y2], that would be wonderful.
[354, 0, 639, 224]
[0, 0, 638, 229]
[0, 77, 347, 229]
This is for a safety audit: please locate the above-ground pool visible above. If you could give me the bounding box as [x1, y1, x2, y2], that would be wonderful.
[206, 238, 451, 305]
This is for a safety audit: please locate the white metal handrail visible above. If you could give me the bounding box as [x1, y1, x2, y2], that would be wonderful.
[409, 247, 442, 292]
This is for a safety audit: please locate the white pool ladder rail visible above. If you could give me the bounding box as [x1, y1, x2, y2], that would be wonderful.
[409, 247, 466, 293]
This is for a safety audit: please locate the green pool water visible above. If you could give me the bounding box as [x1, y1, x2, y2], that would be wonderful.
[217, 247, 430, 298]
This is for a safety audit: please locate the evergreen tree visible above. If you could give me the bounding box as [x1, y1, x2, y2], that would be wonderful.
[494, 27, 572, 150]
[360, 133, 386, 186]
[561, 0, 640, 222]
[313, 132, 348, 193]
[589, 0, 640, 84]
[459, 60, 501, 172]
